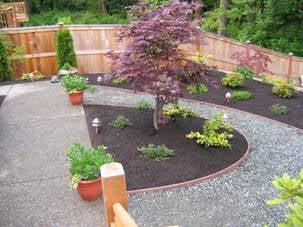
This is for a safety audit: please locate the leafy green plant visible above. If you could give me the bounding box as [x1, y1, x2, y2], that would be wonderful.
[67, 142, 114, 189]
[138, 144, 174, 161]
[136, 100, 152, 110]
[110, 115, 132, 129]
[271, 104, 288, 115]
[58, 16, 72, 24]
[56, 28, 77, 70]
[163, 104, 198, 119]
[233, 66, 254, 80]
[111, 77, 127, 85]
[0, 37, 12, 81]
[272, 82, 296, 99]
[186, 112, 233, 148]
[266, 169, 303, 226]
[187, 83, 208, 95]
[21, 71, 45, 81]
[221, 72, 245, 88]
[60, 74, 92, 93]
[60, 63, 73, 70]
[231, 91, 252, 101]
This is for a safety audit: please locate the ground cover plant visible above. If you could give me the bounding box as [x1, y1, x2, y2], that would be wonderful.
[21, 71, 45, 81]
[186, 112, 233, 148]
[111, 77, 128, 85]
[186, 83, 208, 95]
[272, 82, 296, 99]
[110, 115, 132, 129]
[233, 66, 254, 80]
[136, 100, 152, 110]
[106, 0, 216, 131]
[138, 144, 174, 161]
[231, 91, 252, 101]
[221, 72, 244, 88]
[270, 104, 288, 115]
[163, 104, 198, 119]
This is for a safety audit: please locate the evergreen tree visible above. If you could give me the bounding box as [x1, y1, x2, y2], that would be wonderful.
[0, 38, 12, 81]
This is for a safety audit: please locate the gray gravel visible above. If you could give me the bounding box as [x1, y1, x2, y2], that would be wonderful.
[85, 86, 303, 227]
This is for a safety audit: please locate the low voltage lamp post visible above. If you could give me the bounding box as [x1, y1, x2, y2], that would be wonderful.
[92, 118, 102, 134]
[97, 76, 103, 85]
[225, 92, 231, 106]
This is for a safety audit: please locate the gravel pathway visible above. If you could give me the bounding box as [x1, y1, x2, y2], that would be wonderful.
[85, 86, 303, 227]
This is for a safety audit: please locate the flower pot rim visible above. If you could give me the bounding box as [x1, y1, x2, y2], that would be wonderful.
[79, 177, 101, 185]
[68, 90, 84, 94]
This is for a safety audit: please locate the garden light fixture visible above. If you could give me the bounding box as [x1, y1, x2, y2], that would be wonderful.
[92, 117, 102, 134]
[97, 76, 103, 85]
[225, 92, 231, 105]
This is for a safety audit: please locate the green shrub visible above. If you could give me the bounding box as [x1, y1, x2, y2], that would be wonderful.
[136, 100, 152, 110]
[163, 104, 198, 118]
[138, 144, 174, 161]
[272, 82, 296, 98]
[266, 169, 303, 226]
[0, 38, 12, 81]
[233, 66, 254, 80]
[221, 72, 245, 88]
[60, 74, 90, 93]
[110, 115, 132, 129]
[231, 91, 252, 101]
[56, 28, 77, 70]
[186, 112, 233, 148]
[270, 104, 288, 115]
[186, 83, 208, 95]
[111, 77, 127, 85]
[67, 142, 114, 189]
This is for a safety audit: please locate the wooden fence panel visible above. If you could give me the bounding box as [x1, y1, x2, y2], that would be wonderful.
[1, 25, 303, 83]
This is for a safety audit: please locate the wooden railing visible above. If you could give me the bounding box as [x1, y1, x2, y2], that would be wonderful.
[1, 24, 303, 84]
[0, 2, 28, 28]
[101, 163, 138, 227]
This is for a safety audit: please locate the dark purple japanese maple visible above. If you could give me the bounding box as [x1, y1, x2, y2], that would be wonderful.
[231, 46, 272, 75]
[107, 0, 214, 130]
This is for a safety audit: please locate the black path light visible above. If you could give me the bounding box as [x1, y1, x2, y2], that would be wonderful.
[92, 117, 102, 134]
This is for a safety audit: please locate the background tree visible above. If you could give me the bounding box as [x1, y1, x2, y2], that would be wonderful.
[106, 0, 215, 130]
[0, 38, 12, 81]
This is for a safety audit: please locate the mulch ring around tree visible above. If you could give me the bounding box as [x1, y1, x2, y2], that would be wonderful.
[0, 96, 5, 107]
[86, 72, 303, 130]
[84, 105, 249, 191]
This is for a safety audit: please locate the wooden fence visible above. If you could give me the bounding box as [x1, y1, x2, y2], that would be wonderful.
[1, 24, 303, 83]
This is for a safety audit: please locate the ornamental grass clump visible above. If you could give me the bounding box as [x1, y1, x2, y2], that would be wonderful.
[221, 72, 245, 88]
[272, 82, 296, 98]
[186, 83, 208, 95]
[136, 100, 152, 110]
[186, 112, 233, 148]
[110, 115, 132, 129]
[67, 142, 114, 189]
[138, 144, 174, 161]
[231, 91, 252, 101]
[270, 104, 288, 115]
[233, 66, 254, 80]
[106, 0, 216, 131]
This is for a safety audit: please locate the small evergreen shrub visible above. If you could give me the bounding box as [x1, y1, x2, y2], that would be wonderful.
[270, 104, 288, 115]
[138, 144, 174, 161]
[231, 91, 252, 101]
[186, 112, 233, 148]
[266, 169, 303, 226]
[110, 115, 132, 129]
[186, 83, 208, 95]
[0, 38, 12, 81]
[56, 28, 77, 70]
[233, 66, 254, 80]
[221, 72, 245, 88]
[272, 82, 296, 98]
[163, 104, 198, 118]
[136, 100, 152, 110]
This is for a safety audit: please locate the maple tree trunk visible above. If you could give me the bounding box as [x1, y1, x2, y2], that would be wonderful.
[218, 0, 228, 36]
[153, 96, 163, 131]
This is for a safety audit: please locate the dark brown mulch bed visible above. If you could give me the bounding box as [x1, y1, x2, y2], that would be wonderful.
[86, 72, 303, 129]
[84, 105, 248, 190]
[0, 96, 5, 106]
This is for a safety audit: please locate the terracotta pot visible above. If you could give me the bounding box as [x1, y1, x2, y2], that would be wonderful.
[68, 91, 84, 105]
[77, 178, 102, 201]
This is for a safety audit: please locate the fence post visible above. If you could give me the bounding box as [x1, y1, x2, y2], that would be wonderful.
[195, 32, 201, 56]
[245, 40, 251, 59]
[58, 22, 64, 30]
[101, 162, 128, 227]
[287, 52, 293, 82]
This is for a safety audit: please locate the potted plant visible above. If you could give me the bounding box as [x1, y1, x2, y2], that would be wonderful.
[60, 74, 93, 105]
[59, 63, 78, 77]
[67, 142, 114, 201]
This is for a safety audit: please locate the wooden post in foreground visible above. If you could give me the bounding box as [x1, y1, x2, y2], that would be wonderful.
[101, 162, 128, 227]
[287, 52, 293, 82]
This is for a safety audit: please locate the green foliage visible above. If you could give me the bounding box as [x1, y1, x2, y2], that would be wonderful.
[0, 38, 12, 81]
[67, 142, 114, 189]
[163, 104, 198, 118]
[186, 112, 233, 148]
[60, 74, 89, 93]
[26, 11, 128, 26]
[146, 0, 169, 8]
[272, 82, 296, 99]
[233, 66, 254, 80]
[221, 72, 245, 88]
[137, 144, 174, 161]
[110, 115, 132, 129]
[21, 71, 45, 81]
[231, 91, 252, 101]
[136, 100, 152, 110]
[186, 83, 208, 95]
[266, 169, 303, 226]
[270, 104, 288, 115]
[56, 28, 77, 70]
[111, 77, 127, 85]
[60, 63, 73, 70]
